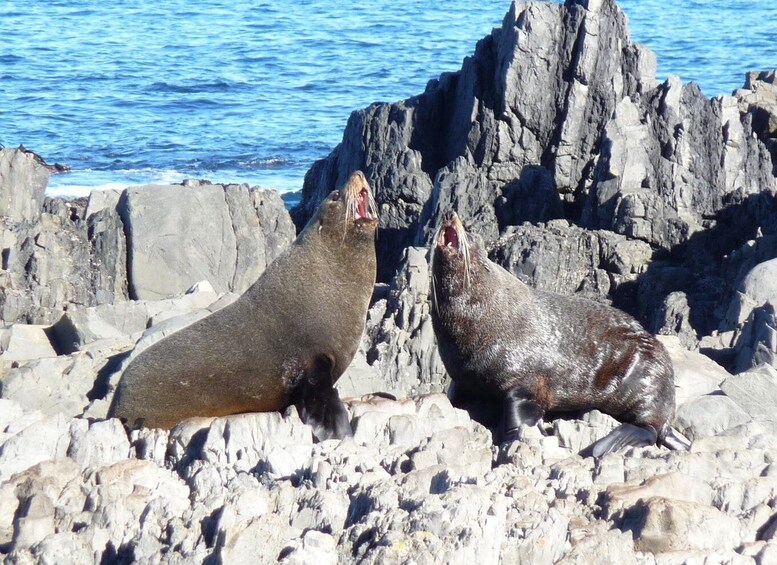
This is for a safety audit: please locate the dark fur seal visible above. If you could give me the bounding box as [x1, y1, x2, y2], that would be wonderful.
[430, 213, 691, 457]
[108, 171, 378, 440]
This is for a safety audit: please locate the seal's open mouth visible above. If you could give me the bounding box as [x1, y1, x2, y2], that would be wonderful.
[442, 224, 459, 248]
[344, 171, 378, 224]
[437, 212, 466, 251]
[431, 211, 473, 299]
[355, 187, 372, 221]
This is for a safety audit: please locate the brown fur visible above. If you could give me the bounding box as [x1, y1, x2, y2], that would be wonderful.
[108, 172, 378, 430]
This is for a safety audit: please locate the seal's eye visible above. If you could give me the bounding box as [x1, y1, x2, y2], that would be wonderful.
[331, 190, 341, 201]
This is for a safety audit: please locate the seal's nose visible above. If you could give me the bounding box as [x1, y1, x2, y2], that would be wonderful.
[443, 210, 459, 224]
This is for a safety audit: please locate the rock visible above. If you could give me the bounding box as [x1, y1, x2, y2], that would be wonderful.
[3, 1, 777, 563]
[0, 324, 56, 362]
[293, 0, 660, 281]
[213, 514, 288, 564]
[1, 179, 292, 325]
[0, 147, 49, 224]
[657, 336, 730, 406]
[0, 354, 98, 419]
[119, 183, 237, 299]
[67, 419, 130, 469]
[559, 524, 637, 565]
[490, 220, 653, 302]
[604, 472, 715, 518]
[0, 413, 71, 481]
[46, 282, 222, 355]
[280, 530, 337, 565]
[735, 69, 777, 175]
[119, 183, 293, 300]
[720, 364, 777, 424]
[675, 393, 752, 440]
[623, 497, 743, 553]
[0, 198, 94, 325]
[86, 205, 128, 305]
[357, 247, 447, 398]
[223, 184, 296, 294]
[757, 544, 777, 565]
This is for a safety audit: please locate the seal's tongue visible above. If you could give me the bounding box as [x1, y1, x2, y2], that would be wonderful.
[356, 188, 369, 220]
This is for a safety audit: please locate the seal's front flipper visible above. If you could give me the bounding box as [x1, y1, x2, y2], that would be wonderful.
[500, 391, 545, 443]
[587, 423, 657, 457]
[294, 383, 353, 441]
[661, 427, 692, 451]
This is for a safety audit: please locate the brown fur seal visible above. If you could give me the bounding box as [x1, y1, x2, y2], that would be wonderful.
[107, 171, 378, 440]
[430, 212, 691, 457]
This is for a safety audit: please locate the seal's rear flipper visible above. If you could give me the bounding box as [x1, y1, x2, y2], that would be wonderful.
[587, 423, 658, 457]
[294, 384, 353, 442]
[661, 427, 692, 451]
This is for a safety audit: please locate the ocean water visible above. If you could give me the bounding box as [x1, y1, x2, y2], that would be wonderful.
[1, 0, 775, 198]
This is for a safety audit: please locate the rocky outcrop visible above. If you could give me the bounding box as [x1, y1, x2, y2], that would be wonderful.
[120, 180, 294, 300]
[292, 0, 777, 376]
[736, 70, 777, 175]
[0, 148, 295, 324]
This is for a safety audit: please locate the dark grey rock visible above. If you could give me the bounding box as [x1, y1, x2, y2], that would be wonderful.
[0, 147, 49, 224]
[736, 69, 777, 175]
[489, 220, 653, 302]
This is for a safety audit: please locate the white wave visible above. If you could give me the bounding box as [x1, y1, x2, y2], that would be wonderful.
[46, 182, 130, 199]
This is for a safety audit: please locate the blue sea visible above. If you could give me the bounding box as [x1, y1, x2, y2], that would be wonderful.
[1, 0, 775, 198]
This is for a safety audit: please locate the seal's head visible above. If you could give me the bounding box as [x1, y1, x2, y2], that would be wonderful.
[431, 212, 487, 306]
[311, 171, 379, 245]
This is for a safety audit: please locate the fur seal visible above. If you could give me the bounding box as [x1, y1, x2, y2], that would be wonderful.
[430, 212, 691, 456]
[108, 171, 378, 440]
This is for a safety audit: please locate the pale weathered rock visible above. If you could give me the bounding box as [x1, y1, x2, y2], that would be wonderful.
[658, 336, 729, 406]
[0, 355, 97, 419]
[604, 472, 715, 518]
[4, 2, 777, 564]
[119, 183, 294, 300]
[0, 413, 71, 481]
[721, 364, 777, 424]
[67, 418, 130, 469]
[0, 324, 56, 363]
[675, 394, 752, 440]
[280, 530, 337, 565]
[625, 497, 743, 553]
[119, 183, 238, 299]
[355, 246, 447, 399]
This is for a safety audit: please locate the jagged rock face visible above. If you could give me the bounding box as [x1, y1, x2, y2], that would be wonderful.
[292, 0, 660, 281]
[736, 69, 777, 175]
[583, 78, 775, 251]
[0, 148, 49, 224]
